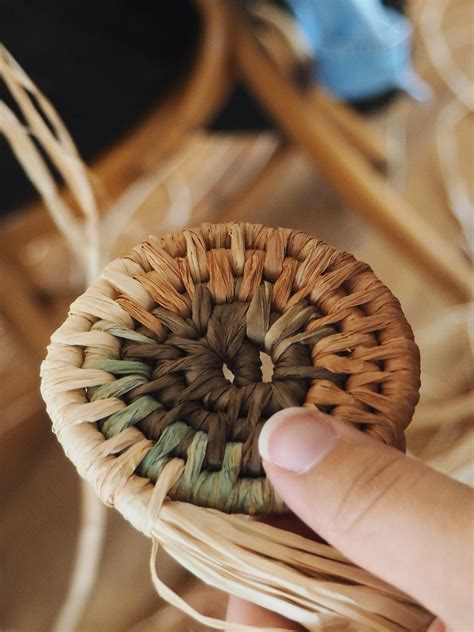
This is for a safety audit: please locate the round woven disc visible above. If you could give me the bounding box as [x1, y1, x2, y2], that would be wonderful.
[41, 223, 420, 515]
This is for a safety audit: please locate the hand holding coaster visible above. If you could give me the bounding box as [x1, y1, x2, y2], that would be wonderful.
[41, 223, 426, 630]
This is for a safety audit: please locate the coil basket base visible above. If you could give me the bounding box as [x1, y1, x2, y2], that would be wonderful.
[41, 223, 425, 630]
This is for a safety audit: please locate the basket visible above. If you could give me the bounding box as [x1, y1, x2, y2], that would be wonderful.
[41, 222, 424, 629]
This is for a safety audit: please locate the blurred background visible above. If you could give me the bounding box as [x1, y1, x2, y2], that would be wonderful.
[1, 1, 472, 630]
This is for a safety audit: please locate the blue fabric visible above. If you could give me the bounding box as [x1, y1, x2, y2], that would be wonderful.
[288, 0, 429, 101]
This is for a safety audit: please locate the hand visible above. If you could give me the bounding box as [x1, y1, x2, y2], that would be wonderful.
[226, 408, 474, 631]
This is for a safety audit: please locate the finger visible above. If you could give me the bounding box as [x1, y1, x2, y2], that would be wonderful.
[427, 619, 445, 632]
[226, 595, 303, 631]
[258, 408, 474, 631]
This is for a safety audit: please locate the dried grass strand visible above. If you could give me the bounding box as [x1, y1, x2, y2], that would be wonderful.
[1, 45, 107, 632]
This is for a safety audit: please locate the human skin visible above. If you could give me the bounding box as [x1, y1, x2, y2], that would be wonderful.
[225, 408, 474, 632]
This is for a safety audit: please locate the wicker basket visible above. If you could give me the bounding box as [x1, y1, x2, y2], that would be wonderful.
[41, 222, 424, 630]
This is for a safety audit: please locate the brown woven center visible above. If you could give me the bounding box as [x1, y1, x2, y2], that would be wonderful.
[101, 298, 342, 479]
[70, 222, 420, 514]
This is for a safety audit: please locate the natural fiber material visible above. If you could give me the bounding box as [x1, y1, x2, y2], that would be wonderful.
[43, 222, 419, 515]
[41, 222, 426, 629]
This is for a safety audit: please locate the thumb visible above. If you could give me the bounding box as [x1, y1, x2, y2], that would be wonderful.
[259, 408, 473, 631]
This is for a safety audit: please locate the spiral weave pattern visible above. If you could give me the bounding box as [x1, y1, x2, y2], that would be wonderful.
[42, 223, 420, 515]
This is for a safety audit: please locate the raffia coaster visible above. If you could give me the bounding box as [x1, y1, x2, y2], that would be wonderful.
[41, 223, 428, 631]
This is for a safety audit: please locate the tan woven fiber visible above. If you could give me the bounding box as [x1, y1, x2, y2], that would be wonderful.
[41, 222, 426, 630]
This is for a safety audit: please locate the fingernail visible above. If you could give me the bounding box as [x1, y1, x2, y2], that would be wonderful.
[259, 407, 338, 473]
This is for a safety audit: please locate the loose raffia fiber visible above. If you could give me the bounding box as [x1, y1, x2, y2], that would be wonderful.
[41, 222, 427, 630]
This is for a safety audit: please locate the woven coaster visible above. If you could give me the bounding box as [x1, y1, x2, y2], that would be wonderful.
[41, 222, 420, 516]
